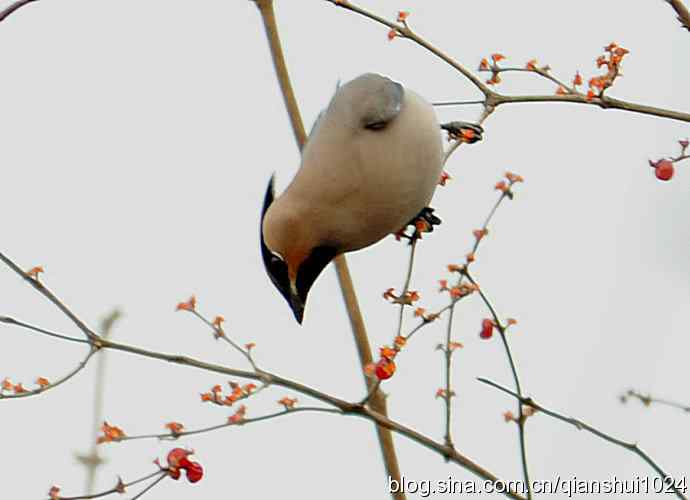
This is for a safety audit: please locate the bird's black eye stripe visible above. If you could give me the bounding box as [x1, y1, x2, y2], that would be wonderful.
[264, 253, 290, 302]
[295, 246, 337, 303]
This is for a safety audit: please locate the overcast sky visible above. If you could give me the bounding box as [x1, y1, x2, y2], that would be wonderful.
[1, 1, 688, 499]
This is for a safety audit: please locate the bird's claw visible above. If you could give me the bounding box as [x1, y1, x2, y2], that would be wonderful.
[440, 121, 484, 143]
[396, 207, 442, 243]
[412, 206, 442, 228]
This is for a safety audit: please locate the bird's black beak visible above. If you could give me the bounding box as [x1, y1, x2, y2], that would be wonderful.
[291, 245, 337, 324]
[289, 292, 305, 324]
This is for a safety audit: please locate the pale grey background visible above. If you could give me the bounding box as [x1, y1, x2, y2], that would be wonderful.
[1, 1, 688, 498]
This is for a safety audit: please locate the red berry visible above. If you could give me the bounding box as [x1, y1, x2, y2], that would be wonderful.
[655, 160, 674, 181]
[166, 448, 192, 468]
[374, 358, 396, 380]
[184, 461, 204, 483]
[479, 318, 494, 339]
[168, 468, 181, 480]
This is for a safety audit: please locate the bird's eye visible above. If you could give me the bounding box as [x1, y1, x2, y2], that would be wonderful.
[365, 121, 387, 131]
[269, 253, 287, 275]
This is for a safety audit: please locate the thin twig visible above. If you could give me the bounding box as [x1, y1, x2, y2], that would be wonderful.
[442, 139, 463, 165]
[482, 66, 576, 94]
[0, 252, 99, 341]
[433, 99, 486, 107]
[128, 473, 167, 500]
[51, 470, 167, 500]
[396, 238, 418, 338]
[622, 389, 690, 413]
[479, 377, 688, 500]
[0, 315, 89, 345]
[442, 306, 455, 450]
[191, 310, 258, 371]
[117, 407, 343, 442]
[0, 347, 97, 400]
[464, 270, 532, 498]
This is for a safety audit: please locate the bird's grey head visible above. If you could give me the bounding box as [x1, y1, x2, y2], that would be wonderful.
[260, 175, 336, 324]
[329, 73, 404, 131]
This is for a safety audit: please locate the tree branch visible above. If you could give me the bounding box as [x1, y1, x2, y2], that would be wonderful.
[116, 407, 343, 442]
[49, 469, 167, 500]
[0, 252, 99, 341]
[0, 344, 97, 400]
[323, 0, 690, 124]
[0, 315, 89, 345]
[666, 0, 690, 30]
[0, 248, 524, 499]
[463, 269, 532, 499]
[479, 377, 688, 500]
[492, 93, 690, 123]
[0, 0, 39, 23]
[325, 0, 492, 97]
[621, 389, 690, 413]
[251, 2, 405, 497]
[96, 338, 524, 498]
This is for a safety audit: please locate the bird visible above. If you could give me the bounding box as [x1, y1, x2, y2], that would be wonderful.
[260, 73, 445, 324]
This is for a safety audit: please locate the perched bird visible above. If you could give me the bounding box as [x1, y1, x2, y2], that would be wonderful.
[261, 73, 444, 324]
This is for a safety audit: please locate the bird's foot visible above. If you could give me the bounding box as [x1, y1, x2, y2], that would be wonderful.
[440, 121, 484, 144]
[395, 207, 442, 244]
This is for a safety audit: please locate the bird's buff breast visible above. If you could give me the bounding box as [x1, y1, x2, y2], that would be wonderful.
[288, 90, 443, 253]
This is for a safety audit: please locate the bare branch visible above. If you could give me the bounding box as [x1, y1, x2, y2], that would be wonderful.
[492, 92, 690, 123]
[116, 407, 343, 443]
[0, 252, 99, 341]
[442, 307, 456, 450]
[251, 1, 405, 496]
[190, 309, 258, 370]
[48, 469, 167, 500]
[479, 377, 688, 500]
[94, 338, 525, 498]
[325, 0, 492, 97]
[0, 346, 97, 400]
[0, 0, 39, 23]
[666, 0, 690, 30]
[0, 315, 89, 345]
[621, 389, 690, 413]
[464, 270, 532, 499]
[323, 0, 690, 124]
[481, 65, 577, 95]
[0, 249, 524, 499]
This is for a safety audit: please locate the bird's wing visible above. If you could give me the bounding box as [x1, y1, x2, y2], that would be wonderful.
[307, 110, 325, 142]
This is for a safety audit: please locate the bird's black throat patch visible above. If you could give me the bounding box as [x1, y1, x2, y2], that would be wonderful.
[296, 245, 338, 305]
